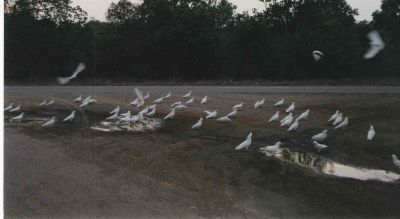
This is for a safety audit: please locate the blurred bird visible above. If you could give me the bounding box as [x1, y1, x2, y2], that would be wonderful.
[288, 119, 299, 131]
[312, 130, 328, 142]
[143, 92, 150, 100]
[73, 95, 82, 103]
[134, 88, 144, 107]
[334, 117, 348, 129]
[42, 116, 56, 128]
[216, 116, 231, 123]
[332, 113, 343, 126]
[171, 101, 182, 107]
[174, 105, 187, 110]
[9, 104, 21, 112]
[204, 110, 218, 119]
[226, 109, 238, 118]
[274, 99, 285, 106]
[10, 112, 24, 122]
[201, 96, 207, 104]
[235, 132, 252, 150]
[183, 91, 192, 98]
[138, 106, 149, 115]
[106, 113, 119, 120]
[191, 117, 203, 130]
[297, 109, 310, 120]
[367, 125, 375, 140]
[313, 141, 328, 153]
[63, 110, 76, 122]
[39, 99, 48, 106]
[328, 110, 340, 122]
[286, 102, 295, 113]
[232, 102, 243, 111]
[392, 155, 400, 170]
[280, 116, 293, 127]
[312, 50, 324, 61]
[364, 30, 385, 59]
[149, 104, 157, 110]
[260, 142, 282, 153]
[120, 111, 131, 117]
[164, 109, 176, 120]
[46, 99, 55, 106]
[269, 111, 280, 123]
[79, 99, 90, 108]
[130, 98, 139, 106]
[57, 62, 86, 85]
[254, 99, 265, 109]
[146, 108, 156, 117]
[185, 97, 194, 105]
[110, 106, 120, 115]
[280, 112, 293, 123]
[4, 103, 13, 111]
[153, 97, 164, 104]
[164, 92, 171, 99]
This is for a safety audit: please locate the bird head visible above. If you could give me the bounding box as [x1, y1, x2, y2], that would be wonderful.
[247, 132, 253, 139]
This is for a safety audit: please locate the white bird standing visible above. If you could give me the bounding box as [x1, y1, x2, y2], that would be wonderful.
[392, 155, 400, 170]
[367, 125, 375, 140]
[110, 106, 120, 115]
[312, 50, 324, 61]
[332, 113, 343, 126]
[164, 92, 171, 99]
[73, 95, 82, 103]
[4, 103, 13, 111]
[183, 91, 192, 98]
[149, 104, 157, 110]
[9, 105, 21, 112]
[280, 116, 293, 127]
[42, 116, 56, 128]
[311, 130, 328, 142]
[46, 99, 55, 106]
[334, 117, 348, 129]
[63, 110, 76, 122]
[138, 106, 149, 115]
[153, 97, 164, 104]
[171, 101, 182, 107]
[106, 113, 119, 120]
[313, 141, 328, 153]
[185, 97, 194, 105]
[201, 96, 207, 104]
[288, 119, 299, 132]
[260, 142, 282, 153]
[364, 30, 385, 59]
[10, 112, 24, 122]
[232, 103, 243, 111]
[285, 102, 295, 113]
[146, 108, 156, 117]
[57, 62, 86, 85]
[254, 99, 265, 109]
[328, 110, 340, 122]
[274, 99, 285, 106]
[226, 109, 238, 118]
[280, 113, 293, 123]
[269, 111, 280, 123]
[79, 99, 90, 108]
[39, 99, 48, 106]
[216, 116, 231, 123]
[143, 92, 150, 100]
[174, 104, 187, 110]
[191, 118, 203, 130]
[297, 109, 310, 120]
[235, 132, 252, 150]
[204, 110, 218, 119]
[164, 109, 176, 120]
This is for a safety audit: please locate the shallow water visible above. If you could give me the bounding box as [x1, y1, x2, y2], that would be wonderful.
[262, 148, 400, 183]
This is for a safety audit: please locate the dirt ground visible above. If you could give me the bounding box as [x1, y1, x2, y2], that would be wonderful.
[4, 86, 400, 218]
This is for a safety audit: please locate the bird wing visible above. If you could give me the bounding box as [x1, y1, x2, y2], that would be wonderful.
[71, 62, 86, 78]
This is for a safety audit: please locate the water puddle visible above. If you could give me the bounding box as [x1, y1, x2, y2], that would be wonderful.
[261, 148, 400, 183]
[91, 118, 162, 133]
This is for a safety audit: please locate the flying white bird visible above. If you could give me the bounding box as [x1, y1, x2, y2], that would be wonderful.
[235, 132, 252, 150]
[313, 141, 328, 153]
[274, 99, 285, 106]
[280, 113, 293, 123]
[216, 116, 231, 123]
[285, 102, 295, 113]
[174, 105, 188, 110]
[164, 92, 171, 98]
[312, 50, 324, 61]
[280, 116, 293, 127]
[46, 99, 55, 106]
[269, 111, 280, 123]
[63, 110, 76, 122]
[153, 97, 164, 104]
[201, 96, 207, 104]
[171, 101, 182, 107]
[204, 110, 218, 119]
[392, 155, 400, 170]
[164, 109, 176, 120]
[106, 113, 119, 120]
[232, 103, 243, 111]
[191, 117, 203, 130]
[9, 105, 21, 112]
[134, 88, 144, 107]
[73, 95, 82, 103]
[183, 91, 192, 98]
[146, 108, 156, 117]
[311, 130, 328, 142]
[254, 99, 265, 109]
[57, 62, 86, 85]
[42, 116, 56, 128]
[110, 106, 120, 115]
[367, 125, 375, 140]
[226, 109, 238, 118]
[185, 97, 194, 105]
[334, 117, 348, 129]
[328, 110, 340, 122]
[39, 99, 48, 106]
[364, 30, 385, 59]
[332, 113, 343, 126]
[297, 109, 310, 120]
[260, 142, 282, 153]
[4, 103, 13, 111]
[143, 92, 150, 100]
[10, 112, 24, 122]
[288, 119, 299, 131]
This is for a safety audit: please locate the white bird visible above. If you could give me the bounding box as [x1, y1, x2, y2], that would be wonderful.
[226, 109, 238, 118]
[171, 101, 182, 107]
[57, 62, 86, 85]
[138, 106, 149, 115]
[4, 103, 13, 111]
[185, 97, 194, 105]
[149, 104, 157, 110]
[42, 116, 56, 128]
[183, 91, 192, 98]
[274, 99, 285, 106]
[146, 108, 156, 117]
[280, 113, 293, 123]
[79, 99, 90, 108]
[110, 106, 120, 115]
[191, 118, 203, 130]
[312, 50, 324, 61]
[216, 116, 231, 123]
[106, 113, 119, 120]
[120, 111, 131, 117]
[392, 155, 400, 170]
[39, 99, 48, 106]
[73, 96, 82, 103]
[288, 119, 299, 131]
[130, 98, 139, 106]
[63, 110, 76, 122]
[134, 88, 144, 107]
[328, 110, 340, 122]
[334, 117, 348, 129]
[235, 132, 252, 150]
[313, 141, 328, 153]
[254, 99, 265, 109]
[367, 125, 375, 140]
[174, 104, 187, 110]
[10, 112, 24, 122]
[280, 116, 293, 127]
[46, 99, 55, 106]
[164, 92, 171, 99]
[9, 105, 21, 112]
[297, 109, 310, 120]
[232, 103, 243, 111]
[311, 130, 328, 142]
[269, 111, 280, 123]
[201, 96, 207, 104]
[143, 92, 150, 100]
[153, 97, 164, 104]
[332, 113, 343, 126]
[364, 30, 385, 59]
[260, 142, 282, 153]
[285, 102, 295, 113]
[88, 98, 97, 104]
[204, 110, 218, 119]
[164, 109, 176, 120]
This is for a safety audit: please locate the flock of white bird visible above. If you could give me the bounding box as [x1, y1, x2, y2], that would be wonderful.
[5, 29, 400, 170]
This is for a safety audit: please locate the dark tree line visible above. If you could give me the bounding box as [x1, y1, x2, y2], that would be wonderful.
[4, 0, 400, 83]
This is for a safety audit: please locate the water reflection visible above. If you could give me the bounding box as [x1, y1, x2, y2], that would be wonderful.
[262, 148, 400, 183]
